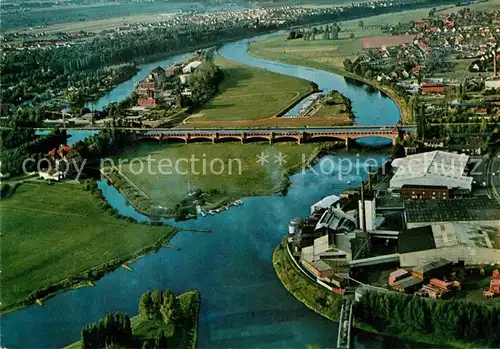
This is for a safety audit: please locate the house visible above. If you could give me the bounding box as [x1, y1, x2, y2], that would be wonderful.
[179, 74, 189, 85]
[138, 97, 159, 108]
[150, 66, 167, 87]
[182, 60, 203, 74]
[416, 41, 431, 54]
[410, 65, 423, 75]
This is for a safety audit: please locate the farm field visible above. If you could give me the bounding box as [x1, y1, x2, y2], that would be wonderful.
[115, 142, 320, 211]
[182, 56, 315, 127]
[3, 1, 203, 32]
[248, 0, 500, 74]
[0, 182, 176, 313]
[65, 290, 200, 349]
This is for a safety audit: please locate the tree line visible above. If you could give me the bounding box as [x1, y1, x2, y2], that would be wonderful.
[80, 288, 187, 349]
[355, 290, 500, 347]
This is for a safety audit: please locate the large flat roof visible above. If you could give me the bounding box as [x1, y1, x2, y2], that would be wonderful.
[404, 197, 500, 223]
[407, 220, 500, 250]
[398, 225, 436, 253]
[391, 151, 472, 190]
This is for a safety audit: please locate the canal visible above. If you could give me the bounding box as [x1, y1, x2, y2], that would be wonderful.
[2, 34, 417, 348]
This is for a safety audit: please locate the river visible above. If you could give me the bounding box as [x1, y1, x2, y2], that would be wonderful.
[2, 34, 418, 348]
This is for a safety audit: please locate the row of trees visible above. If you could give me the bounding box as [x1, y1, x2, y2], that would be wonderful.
[288, 24, 342, 41]
[81, 312, 134, 349]
[188, 60, 223, 106]
[355, 290, 500, 347]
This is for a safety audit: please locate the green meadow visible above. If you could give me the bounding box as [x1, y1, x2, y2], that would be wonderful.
[0, 182, 176, 313]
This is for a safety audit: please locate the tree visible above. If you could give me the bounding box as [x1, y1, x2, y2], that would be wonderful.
[151, 289, 163, 320]
[160, 290, 178, 325]
[350, 33, 355, 39]
[480, 118, 488, 133]
[139, 291, 154, 320]
[154, 329, 168, 349]
[393, 143, 405, 158]
[358, 20, 364, 29]
[343, 59, 354, 73]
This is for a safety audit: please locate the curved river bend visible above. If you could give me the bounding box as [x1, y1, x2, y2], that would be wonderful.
[3, 34, 414, 348]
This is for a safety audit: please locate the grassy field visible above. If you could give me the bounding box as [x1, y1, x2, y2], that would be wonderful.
[113, 142, 322, 212]
[0, 181, 176, 313]
[248, 34, 414, 123]
[248, 6, 452, 70]
[181, 56, 317, 127]
[66, 290, 200, 349]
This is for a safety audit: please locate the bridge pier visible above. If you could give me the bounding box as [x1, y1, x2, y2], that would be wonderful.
[345, 138, 353, 150]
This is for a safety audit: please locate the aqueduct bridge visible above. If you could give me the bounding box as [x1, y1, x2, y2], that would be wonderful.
[134, 126, 410, 146]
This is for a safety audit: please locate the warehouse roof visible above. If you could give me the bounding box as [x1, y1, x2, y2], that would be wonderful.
[398, 225, 436, 253]
[404, 197, 500, 223]
[406, 220, 500, 250]
[391, 151, 472, 190]
[311, 195, 340, 214]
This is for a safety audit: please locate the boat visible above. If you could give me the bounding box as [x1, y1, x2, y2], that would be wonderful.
[201, 212, 207, 217]
[347, 180, 351, 185]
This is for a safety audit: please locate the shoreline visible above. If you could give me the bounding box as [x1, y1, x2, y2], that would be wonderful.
[108, 142, 388, 219]
[0, 180, 180, 316]
[0, 232, 178, 316]
[246, 43, 412, 124]
[63, 290, 201, 349]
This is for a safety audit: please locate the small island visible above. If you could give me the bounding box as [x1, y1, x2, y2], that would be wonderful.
[65, 289, 200, 349]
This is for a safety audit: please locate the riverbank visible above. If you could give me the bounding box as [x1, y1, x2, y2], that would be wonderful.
[181, 55, 318, 128]
[0, 181, 178, 315]
[273, 243, 490, 349]
[247, 35, 413, 124]
[65, 290, 201, 348]
[103, 141, 380, 219]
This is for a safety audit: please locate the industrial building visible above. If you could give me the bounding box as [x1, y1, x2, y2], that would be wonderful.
[398, 198, 500, 267]
[400, 184, 449, 200]
[390, 151, 472, 191]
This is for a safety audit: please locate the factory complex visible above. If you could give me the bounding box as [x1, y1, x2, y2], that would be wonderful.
[285, 150, 500, 300]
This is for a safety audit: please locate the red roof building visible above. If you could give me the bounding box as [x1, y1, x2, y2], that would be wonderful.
[138, 97, 158, 108]
[491, 279, 500, 293]
[421, 83, 445, 94]
[138, 82, 156, 90]
[417, 41, 431, 53]
[415, 21, 427, 29]
[410, 65, 424, 74]
[426, 27, 441, 33]
[49, 145, 73, 159]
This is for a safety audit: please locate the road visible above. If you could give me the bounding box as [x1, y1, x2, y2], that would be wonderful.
[487, 152, 500, 204]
